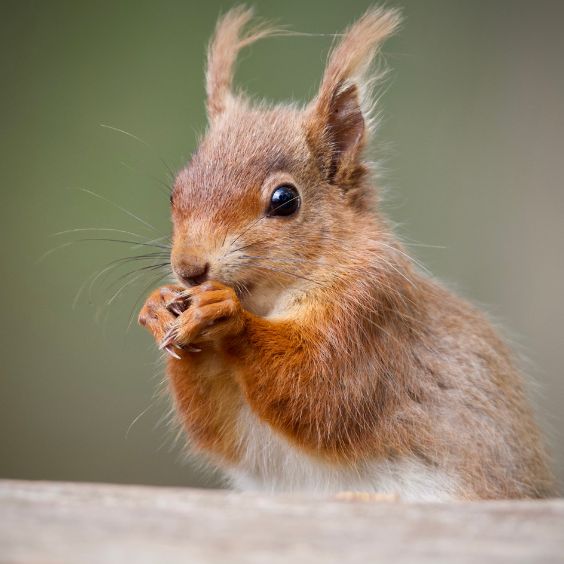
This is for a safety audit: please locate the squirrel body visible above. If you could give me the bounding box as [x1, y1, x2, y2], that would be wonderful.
[138, 6, 554, 500]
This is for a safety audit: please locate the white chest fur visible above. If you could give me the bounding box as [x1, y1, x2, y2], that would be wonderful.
[225, 407, 458, 502]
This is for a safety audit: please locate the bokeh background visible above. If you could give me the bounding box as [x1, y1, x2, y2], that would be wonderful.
[1, 0, 563, 491]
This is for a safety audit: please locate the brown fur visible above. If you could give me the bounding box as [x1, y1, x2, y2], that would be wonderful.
[138, 6, 554, 499]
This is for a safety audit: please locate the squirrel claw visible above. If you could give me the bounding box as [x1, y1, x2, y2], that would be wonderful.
[159, 327, 201, 354]
[163, 345, 182, 360]
[159, 327, 177, 350]
[166, 301, 185, 316]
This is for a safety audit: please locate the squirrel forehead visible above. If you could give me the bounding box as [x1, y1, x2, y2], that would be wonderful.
[174, 106, 310, 200]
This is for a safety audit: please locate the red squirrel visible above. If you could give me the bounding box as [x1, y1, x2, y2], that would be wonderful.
[138, 6, 554, 499]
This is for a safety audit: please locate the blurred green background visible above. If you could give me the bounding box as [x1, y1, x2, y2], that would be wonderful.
[1, 0, 563, 491]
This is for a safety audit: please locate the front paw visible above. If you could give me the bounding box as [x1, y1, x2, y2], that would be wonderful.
[160, 281, 244, 351]
[138, 284, 189, 359]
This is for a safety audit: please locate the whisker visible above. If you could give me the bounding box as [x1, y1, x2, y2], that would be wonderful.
[125, 401, 157, 439]
[406, 242, 446, 249]
[130, 235, 172, 251]
[100, 123, 152, 147]
[106, 271, 154, 306]
[78, 237, 171, 250]
[105, 262, 171, 295]
[239, 254, 317, 264]
[37, 242, 73, 263]
[78, 254, 169, 306]
[229, 239, 265, 254]
[245, 263, 322, 286]
[119, 160, 171, 196]
[87, 260, 139, 305]
[106, 264, 170, 305]
[52, 227, 154, 239]
[100, 124, 176, 183]
[73, 187, 162, 235]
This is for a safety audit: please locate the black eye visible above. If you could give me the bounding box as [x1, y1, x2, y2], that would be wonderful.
[267, 184, 300, 217]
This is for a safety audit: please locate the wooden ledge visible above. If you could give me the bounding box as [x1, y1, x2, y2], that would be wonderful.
[1, 479, 563, 563]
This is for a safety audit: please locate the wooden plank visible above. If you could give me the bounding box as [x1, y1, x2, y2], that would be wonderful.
[1, 480, 563, 563]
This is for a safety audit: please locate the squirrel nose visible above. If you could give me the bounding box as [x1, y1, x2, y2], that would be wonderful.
[175, 256, 210, 286]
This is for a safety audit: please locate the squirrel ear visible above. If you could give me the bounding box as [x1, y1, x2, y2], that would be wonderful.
[205, 6, 278, 121]
[306, 8, 401, 185]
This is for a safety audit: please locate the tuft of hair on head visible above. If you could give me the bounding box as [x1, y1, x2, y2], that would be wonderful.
[205, 5, 282, 121]
[306, 7, 402, 191]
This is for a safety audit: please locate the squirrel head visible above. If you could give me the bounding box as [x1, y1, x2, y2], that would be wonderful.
[170, 6, 401, 305]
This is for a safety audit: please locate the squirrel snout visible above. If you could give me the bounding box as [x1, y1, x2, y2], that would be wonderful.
[173, 255, 210, 286]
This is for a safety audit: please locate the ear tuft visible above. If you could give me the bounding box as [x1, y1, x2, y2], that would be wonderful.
[206, 6, 280, 121]
[307, 7, 401, 185]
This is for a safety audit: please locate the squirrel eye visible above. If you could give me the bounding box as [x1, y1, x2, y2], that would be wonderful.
[267, 184, 300, 217]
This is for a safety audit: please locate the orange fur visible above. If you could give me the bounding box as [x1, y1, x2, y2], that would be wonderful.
[139, 6, 554, 499]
